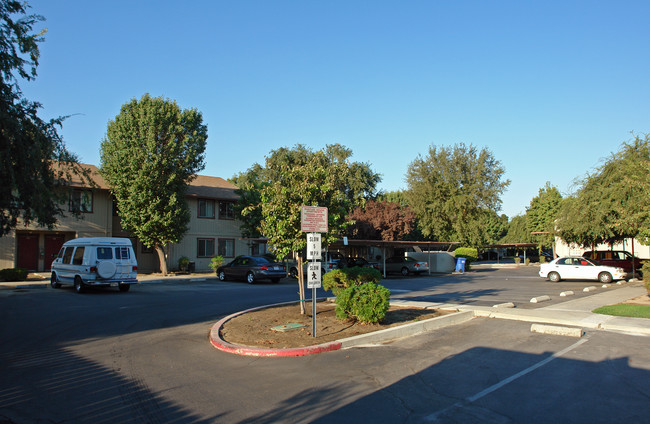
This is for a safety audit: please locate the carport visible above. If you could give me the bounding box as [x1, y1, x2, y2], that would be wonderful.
[328, 239, 461, 277]
[482, 243, 539, 263]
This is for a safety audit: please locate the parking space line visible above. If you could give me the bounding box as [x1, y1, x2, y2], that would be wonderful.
[425, 337, 589, 422]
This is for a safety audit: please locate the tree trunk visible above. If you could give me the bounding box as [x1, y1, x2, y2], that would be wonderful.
[154, 244, 168, 276]
[297, 254, 306, 314]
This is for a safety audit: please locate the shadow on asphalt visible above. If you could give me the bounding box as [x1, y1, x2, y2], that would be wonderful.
[240, 346, 650, 423]
[0, 345, 219, 423]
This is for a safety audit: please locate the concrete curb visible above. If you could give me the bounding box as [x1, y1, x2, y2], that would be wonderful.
[531, 323, 584, 338]
[530, 295, 551, 303]
[209, 303, 473, 357]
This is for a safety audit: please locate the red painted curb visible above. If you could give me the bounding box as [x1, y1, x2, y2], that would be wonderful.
[209, 302, 343, 357]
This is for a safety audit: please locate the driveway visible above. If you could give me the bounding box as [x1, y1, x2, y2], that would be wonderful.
[0, 268, 648, 423]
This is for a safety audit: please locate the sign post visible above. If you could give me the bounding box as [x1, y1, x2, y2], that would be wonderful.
[301, 206, 327, 338]
[307, 234, 321, 337]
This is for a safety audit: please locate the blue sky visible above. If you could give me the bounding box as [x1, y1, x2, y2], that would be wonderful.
[20, 0, 650, 218]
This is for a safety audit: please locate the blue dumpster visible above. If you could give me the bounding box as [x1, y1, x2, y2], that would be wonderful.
[455, 257, 466, 273]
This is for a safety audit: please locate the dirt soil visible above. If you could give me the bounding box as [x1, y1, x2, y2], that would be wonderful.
[622, 294, 650, 305]
[219, 301, 452, 349]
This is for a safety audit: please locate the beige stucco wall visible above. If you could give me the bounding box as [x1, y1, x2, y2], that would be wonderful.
[1, 191, 250, 274]
[0, 189, 113, 270]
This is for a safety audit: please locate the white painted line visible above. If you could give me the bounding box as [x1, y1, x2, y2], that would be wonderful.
[425, 338, 589, 421]
[559, 291, 574, 297]
[530, 295, 551, 303]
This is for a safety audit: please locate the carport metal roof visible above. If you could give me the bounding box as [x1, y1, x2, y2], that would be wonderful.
[328, 239, 461, 251]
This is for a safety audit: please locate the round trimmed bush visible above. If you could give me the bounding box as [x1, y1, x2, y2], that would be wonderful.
[335, 282, 391, 323]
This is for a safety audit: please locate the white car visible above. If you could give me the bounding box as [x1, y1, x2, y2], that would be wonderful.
[539, 256, 625, 283]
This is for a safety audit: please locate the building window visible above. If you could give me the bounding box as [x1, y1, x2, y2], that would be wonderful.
[218, 238, 235, 258]
[251, 242, 268, 256]
[69, 190, 93, 213]
[198, 199, 215, 219]
[198, 238, 215, 258]
[219, 201, 235, 220]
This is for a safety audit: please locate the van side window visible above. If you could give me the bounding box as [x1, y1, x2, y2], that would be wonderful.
[62, 247, 74, 264]
[97, 247, 113, 260]
[116, 247, 130, 260]
[72, 247, 85, 265]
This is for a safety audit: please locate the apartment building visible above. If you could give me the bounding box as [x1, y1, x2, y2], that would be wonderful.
[0, 164, 255, 273]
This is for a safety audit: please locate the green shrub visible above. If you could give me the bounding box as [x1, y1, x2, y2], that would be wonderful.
[210, 255, 224, 274]
[454, 247, 478, 262]
[0, 268, 28, 281]
[322, 267, 382, 296]
[323, 267, 388, 323]
[335, 282, 391, 323]
[454, 247, 478, 271]
[178, 256, 190, 271]
[514, 257, 521, 265]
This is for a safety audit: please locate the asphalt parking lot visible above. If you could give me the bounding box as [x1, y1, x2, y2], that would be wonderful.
[1, 266, 649, 423]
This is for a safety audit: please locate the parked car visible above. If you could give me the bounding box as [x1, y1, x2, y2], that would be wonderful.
[288, 251, 344, 278]
[289, 260, 339, 278]
[340, 257, 380, 270]
[382, 256, 429, 276]
[50, 237, 138, 293]
[217, 255, 286, 284]
[539, 256, 626, 283]
[582, 250, 642, 277]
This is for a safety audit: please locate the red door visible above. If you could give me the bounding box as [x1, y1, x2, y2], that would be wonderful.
[17, 234, 39, 271]
[44, 235, 66, 270]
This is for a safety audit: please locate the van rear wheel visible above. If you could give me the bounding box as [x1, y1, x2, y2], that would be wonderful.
[74, 276, 86, 294]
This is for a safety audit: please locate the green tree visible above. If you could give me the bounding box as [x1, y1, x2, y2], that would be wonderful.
[100, 94, 207, 275]
[230, 163, 266, 238]
[377, 190, 409, 207]
[257, 144, 380, 313]
[484, 210, 508, 244]
[526, 182, 562, 253]
[556, 134, 650, 248]
[405, 143, 510, 247]
[0, 0, 86, 236]
[500, 215, 532, 244]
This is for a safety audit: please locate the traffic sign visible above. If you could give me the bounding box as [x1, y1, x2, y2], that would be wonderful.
[307, 262, 321, 288]
[307, 233, 321, 260]
[301, 206, 328, 233]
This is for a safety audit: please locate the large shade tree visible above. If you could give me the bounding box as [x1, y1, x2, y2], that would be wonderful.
[526, 182, 562, 254]
[0, 0, 86, 236]
[405, 143, 510, 247]
[556, 134, 650, 249]
[100, 94, 207, 275]
[239, 144, 380, 313]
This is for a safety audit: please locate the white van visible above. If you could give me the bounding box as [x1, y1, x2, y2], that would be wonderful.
[51, 237, 138, 293]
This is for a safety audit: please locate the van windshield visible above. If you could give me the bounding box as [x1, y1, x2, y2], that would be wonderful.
[97, 247, 113, 260]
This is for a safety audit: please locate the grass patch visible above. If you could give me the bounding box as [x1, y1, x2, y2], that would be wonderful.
[592, 304, 650, 319]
